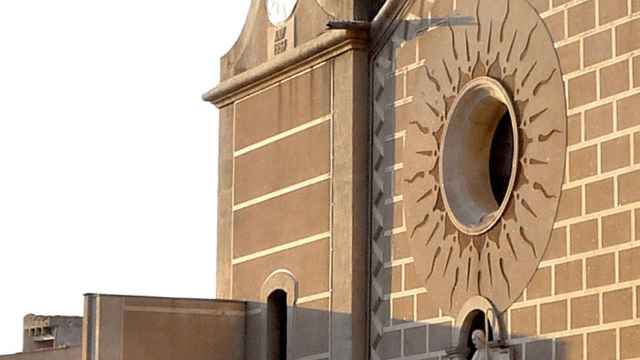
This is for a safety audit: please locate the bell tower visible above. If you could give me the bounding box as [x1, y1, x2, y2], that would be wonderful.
[203, 1, 375, 359]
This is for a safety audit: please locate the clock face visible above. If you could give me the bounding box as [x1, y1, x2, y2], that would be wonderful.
[266, 0, 298, 24]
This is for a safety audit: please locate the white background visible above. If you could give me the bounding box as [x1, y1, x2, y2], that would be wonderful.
[0, 0, 250, 354]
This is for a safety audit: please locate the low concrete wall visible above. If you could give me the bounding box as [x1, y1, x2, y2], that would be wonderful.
[0, 347, 80, 360]
[83, 295, 246, 360]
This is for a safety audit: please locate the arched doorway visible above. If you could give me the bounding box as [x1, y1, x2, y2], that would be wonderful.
[267, 289, 287, 360]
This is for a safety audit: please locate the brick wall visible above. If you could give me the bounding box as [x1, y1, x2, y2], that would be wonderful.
[514, 0, 640, 358]
[371, 0, 640, 359]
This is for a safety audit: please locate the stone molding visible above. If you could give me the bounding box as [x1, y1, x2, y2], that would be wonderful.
[203, 29, 368, 107]
[261, 269, 299, 306]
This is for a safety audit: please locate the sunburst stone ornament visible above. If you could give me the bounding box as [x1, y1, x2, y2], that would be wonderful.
[403, 0, 566, 314]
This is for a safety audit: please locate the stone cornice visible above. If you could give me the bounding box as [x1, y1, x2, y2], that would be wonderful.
[202, 28, 368, 108]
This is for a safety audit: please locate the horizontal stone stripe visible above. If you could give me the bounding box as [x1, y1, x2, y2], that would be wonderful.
[234, 114, 331, 157]
[232, 238, 330, 301]
[233, 180, 330, 258]
[232, 232, 330, 265]
[124, 306, 245, 317]
[297, 291, 331, 305]
[234, 121, 330, 204]
[233, 173, 330, 211]
[234, 63, 331, 151]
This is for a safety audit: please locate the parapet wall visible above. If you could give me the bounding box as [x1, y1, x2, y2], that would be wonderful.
[0, 347, 80, 360]
[82, 295, 246, 360]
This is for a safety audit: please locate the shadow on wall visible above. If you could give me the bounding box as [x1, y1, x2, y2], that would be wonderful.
[373, 306, 572, 359]
[77, 293, 575, 360]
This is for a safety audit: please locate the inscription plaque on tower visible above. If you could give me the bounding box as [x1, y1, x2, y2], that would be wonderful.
[268, 20, 295, 59]
[267, 0, 297, 59]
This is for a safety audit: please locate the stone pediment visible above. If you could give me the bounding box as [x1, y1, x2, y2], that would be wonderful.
[220, 0, 338, 81]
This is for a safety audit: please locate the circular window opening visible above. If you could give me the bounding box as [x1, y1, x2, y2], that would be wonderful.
[440, 77, 519, 235]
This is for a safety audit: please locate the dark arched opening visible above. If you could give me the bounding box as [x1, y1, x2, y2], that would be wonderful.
[465, 310, 494, 359]
[267, 289, 287, 360]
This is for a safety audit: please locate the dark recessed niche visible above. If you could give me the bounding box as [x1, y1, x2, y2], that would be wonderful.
[267, 289, 287, 360]
[465, 310, 494, 360]
[489, 111, 515, 205]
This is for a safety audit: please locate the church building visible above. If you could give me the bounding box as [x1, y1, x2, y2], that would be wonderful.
[2, 0, 639, 359]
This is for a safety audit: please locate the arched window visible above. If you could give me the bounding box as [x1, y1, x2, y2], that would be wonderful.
[267, 289, 287, 360]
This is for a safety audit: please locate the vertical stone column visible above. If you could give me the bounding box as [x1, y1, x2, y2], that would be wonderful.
[331, 48, 370, 360]
[216, 105, 234, 300]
